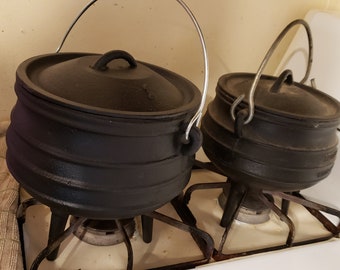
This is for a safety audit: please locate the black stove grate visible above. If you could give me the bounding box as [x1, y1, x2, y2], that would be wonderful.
[184, 160, 340, 261]
[16, 196, 214, 270]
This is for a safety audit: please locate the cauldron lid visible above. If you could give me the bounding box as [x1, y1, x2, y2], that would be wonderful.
[218, 72, 340, 121]
[18, 50, 200, 116]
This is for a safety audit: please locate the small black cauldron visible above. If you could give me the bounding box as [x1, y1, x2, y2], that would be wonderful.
[201, 19, 340, 192]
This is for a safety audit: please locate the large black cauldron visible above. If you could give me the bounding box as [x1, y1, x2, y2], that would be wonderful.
[6, 50, 202, 219]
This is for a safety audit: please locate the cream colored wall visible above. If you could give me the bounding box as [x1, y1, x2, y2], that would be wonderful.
[0, 0, 339, 120]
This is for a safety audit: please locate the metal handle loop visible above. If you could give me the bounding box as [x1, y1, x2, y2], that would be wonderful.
[176, 0, 209, 141]
[56, 0, 208, 141]
[230, 19, 313, 125]
[56, 0, 98, 54]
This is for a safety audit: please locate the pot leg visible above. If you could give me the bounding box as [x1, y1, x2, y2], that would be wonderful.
[215, 181, 247, 258]
[281, 197, 291, 216]
[220, 181, 247, 227]
[46, 210, 69, 261]
[141, 215, 153, 243]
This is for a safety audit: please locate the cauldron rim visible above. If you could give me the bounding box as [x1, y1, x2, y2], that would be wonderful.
[16, 52, 201, 119]
[217, 72, 340, 123]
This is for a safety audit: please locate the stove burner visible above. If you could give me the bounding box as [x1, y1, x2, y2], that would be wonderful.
[17, 196, 214, 270]
[187, 160, 340, 262]
[70, 217, 136, 246]
[218, 186, 273, 224]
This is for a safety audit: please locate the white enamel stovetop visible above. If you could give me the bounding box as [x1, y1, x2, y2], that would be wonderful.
[196, 149, 340, 270]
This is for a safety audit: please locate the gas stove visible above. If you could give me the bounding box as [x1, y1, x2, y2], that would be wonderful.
[18, 146, 340, 270]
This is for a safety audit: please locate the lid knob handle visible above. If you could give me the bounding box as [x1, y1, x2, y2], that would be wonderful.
[92, 50, 137, 71]
[269, 69, 294, 93]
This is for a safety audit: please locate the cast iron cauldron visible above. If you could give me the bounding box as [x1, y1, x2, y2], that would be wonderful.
[6, 50, 202, 219]
[201, 20, 340, 192]
[201, 71, 340, 191]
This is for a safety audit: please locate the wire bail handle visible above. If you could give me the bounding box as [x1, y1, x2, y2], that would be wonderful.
[56, 0, 209, 142]
[230, 19, 313, 125]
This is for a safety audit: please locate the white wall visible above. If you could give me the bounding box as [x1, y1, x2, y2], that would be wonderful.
[1, 0, 339, 120]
